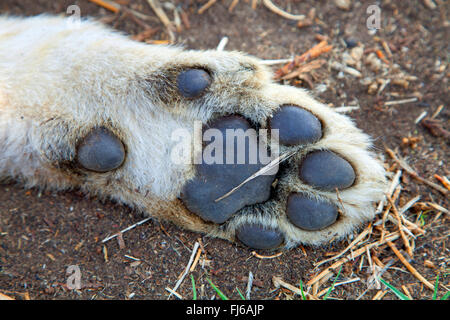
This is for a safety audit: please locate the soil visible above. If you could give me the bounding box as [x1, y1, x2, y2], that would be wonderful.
[0, 0, 448, 300]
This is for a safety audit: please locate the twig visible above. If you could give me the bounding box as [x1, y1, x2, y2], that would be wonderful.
[385, 148, 448, 195]
[402, 285, 413, 300]
[282, 59, 327, 80]
[434, 174, 450, 191]
[386, 241, 434, 291]
[146, 0, 175, 42]
[215, 151, 296, 202]
[0, 292, 14, 300]
[251, 251, 283, 259]
[422, 118, 450, 139]
[229, 0, 240, 12]
[146, 0, 172, 29]
[367, 256, 397, 290]
[414, 111, 428, 124]
[275, 41, 332, 79]
[386, 214, 425, 236]
[372, 290, 387, 300]
[334, 106, 360, 113]
[399, 195, 421, 214]
[317, 278, 360, 297]
[168, 242, 201, 298]
[272, 276, 318, 300]
[124, 254, 140, 261]
[189, 246, 203, 272]
[377, 78, 391, 95]
[120, 8, 160, 22]
[88, 0, 120, 13]
[314, 224, 372, 268]
[425, 201, 449, 214]
[387, 196, 413, 257]
[431, 104, 444, 119]
[384, 97, 418, 106]
[422, 0, 437, 10]
[260, 58, 294, 65]
[198, 0, 218, 14]
[165, 287, 183, 299]
[330, 61, 362, 78]
[376, 169, 402, 214]
[131, 27, 159, 42]
[387, 170, 403, 196]
[306, 232, 400, 286]
[179, 8, 190, 29]
[246, 271, 254, 300]
[380, 185, 402, 243]
[101, 217, 151, 243]
[103, 245, 108, 262]
[216, 37, 229, 51]
[262, 0, 305, 20]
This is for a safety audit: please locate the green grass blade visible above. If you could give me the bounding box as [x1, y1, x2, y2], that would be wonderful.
[299, 279, 306, 300]
[207, 278, 229, 300]
[190, 274, 197, 300]
[432, 274, 439, 300]
[380, 278, 411, 300]
[323, 265, 342, 300]
[441, 291, 450, 300]
[236, 287, 245, 300]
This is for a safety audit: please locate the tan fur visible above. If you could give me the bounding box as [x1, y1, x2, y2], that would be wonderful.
[0, 15, 387, 248]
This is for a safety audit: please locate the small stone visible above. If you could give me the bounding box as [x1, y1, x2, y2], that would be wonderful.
[344, 38, 358, 48]
[335, 0, 351, 11]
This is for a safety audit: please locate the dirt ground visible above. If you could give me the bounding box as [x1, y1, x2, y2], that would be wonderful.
[0, 0, 448, 301]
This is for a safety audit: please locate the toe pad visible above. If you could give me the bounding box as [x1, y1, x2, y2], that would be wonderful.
[76, 127, 125, 173]
[236, 224, 283, 249]
[287, 193, 338, 231]
[177, 69, 211, 98]
[299, 151, 355, 191]
[269, 105, 322, 146]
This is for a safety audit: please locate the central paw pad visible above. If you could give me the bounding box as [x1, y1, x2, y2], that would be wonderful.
[180, 116, 276, 224]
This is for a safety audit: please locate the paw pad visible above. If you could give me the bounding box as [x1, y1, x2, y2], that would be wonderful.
[176, 69, 211, 98]
[76, 127, 125, 173]
[299, 151, 355, 191]
[269, 105, 322, 146]
[180, 116, 276, 223]
[236, 224, 283, 250]
[287, 193, 338, 231]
